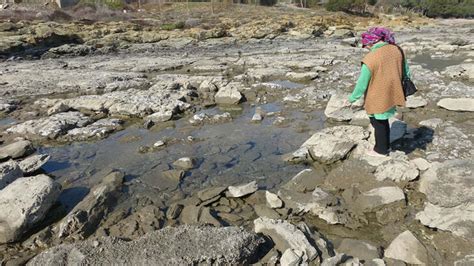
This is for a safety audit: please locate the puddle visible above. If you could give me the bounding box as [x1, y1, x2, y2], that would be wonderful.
[0, 117, 17, 127]
[40, 103, 326, 203]
[411, 53, 467, 71]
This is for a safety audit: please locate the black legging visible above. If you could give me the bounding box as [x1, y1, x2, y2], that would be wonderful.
[370, 117, 390, 155]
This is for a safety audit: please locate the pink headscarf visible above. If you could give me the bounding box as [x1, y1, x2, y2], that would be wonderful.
[361, 27, 396, 48]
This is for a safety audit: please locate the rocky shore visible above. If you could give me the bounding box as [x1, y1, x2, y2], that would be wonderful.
[1, 5, 474, 265]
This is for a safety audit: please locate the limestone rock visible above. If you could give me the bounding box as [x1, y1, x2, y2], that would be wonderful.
[65, 118, 123, 140]
[146, 110, 174, 123]
[215, 82, 243, 105]
[324, 92, 355, 122]
[410, 158, 431, 171]
[419, 118, 443, 129]
[437, 98, 474, 112]
[227, 181, 258, 198]
[56, 171, 124, 239]
[0, 174, 61, 243]
[108, 205, 164, 239]
[254, 218, 318, 262]
[0, 160, 23, 190]
[281, 169, 324, 193]
[355, 187, 405, 212]
[47, 102, 70, 115]
[374, 158, 419, 182]
[28, 225, 266, 265]
[0, 140, 34, 161]
[18, 154, 50, 174]
[384, 230, 429, 265]
[280, 249, 303, 266]
[265, 191, 283, 209]
[405, 96, 428, 109]
[173, 157, 195, 170]
[300, 126, 369, 164]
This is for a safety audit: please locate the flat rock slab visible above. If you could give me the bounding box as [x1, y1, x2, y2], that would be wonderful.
[227, 181, 258, 198]
[19, 154, 50, 174]
[384, 230, 429, 265]
[28, 225, 266, 265]
[0, 174, 61, 243]
[437, 98, 474, 112]
[374, 158, 419, 182]
[405, 96, 428, 108]
[355, 186, 405, 212]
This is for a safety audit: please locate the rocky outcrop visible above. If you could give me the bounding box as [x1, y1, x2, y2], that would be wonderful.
[0, 174, 61, 243]
[28, 225, 266, 265]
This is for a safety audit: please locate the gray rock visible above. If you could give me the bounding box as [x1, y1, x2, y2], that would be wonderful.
[227, 181, 258, 198]
[7, 112, 92, 139]
[197, 187, 226, 202]
[384, 230, 429, 265]
[443, 63, 474, 80]
[300, 126, 369, 164]
[215, 82, 243, 105]
[253, 204, 281, 219]
[146, 110, 174, 123]
[65, 118, 123, 141]
[18, 154, 50, 174]
[28, 225, 266, 265]
[405, 96, 428, 108]
[47, 102, 70, 115]
[410, 158, 431, 171]
[254, 218, 318, 262]
[0, 140, 34, 160]
[0, 174, 61, 243]
[324, 92, 355, 122]
[337, 239, 381, 261]
[419, 118, 443, 129]
[0, 160, 23, 190]
[437, 98, 474, 112]
[107, 205, 164, 239]
[166, 203, 184, 220]
[56, 171, 124, 239]
[281, 169, 324, 193]
[454, 254, 474, 266]
[285, 72, 318, 81]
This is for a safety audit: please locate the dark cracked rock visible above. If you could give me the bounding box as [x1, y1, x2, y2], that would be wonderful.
[28, 225, 268, 265]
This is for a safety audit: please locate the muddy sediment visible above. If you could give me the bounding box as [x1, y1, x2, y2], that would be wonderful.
[0, 7, 473, 265]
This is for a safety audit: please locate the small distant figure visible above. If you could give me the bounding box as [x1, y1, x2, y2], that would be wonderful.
[347, 27, 411, 157]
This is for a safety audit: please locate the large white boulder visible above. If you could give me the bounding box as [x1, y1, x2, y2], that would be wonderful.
[384, 230, 429, 265]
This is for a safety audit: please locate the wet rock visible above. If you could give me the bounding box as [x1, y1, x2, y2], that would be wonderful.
[0, 160, 22, 190]
[300, 125, 369, 164]
[280, 249, 303, 266]
[324, 92, 355, 122]
[215, 82, 243, 105]
[28, 225, 266, 265]
[6, 112, 92, 139]
[172, 157, 195, 170]
[254, 218, 318, 262]
[384, 230, 429, 265]
[337, 239, 381, 261]
[189, 112, 232, 125]
[227, 181, 258, 198]
[278, 188, 353, 226]
[0, 140, 34, 161]
[417, 159, 474, 238]
[374, 158, 419, 182]
[108, 205, 164, 239]
[56, 171, 124, 240]
[405, 95, 428, 108]
[146, 111, 174, 123]
[354, 187, 405, 212]
[0, 174, 61, 243]
[265, 191, 283, 209]
[18, 154, 50, 174]
[0, 98, 18, 113]
[65, 118, 123, 140]
[197, 187, 226, 202]
[252, 107, 264, 122]
[281, 169, 324, 193]
[437, 98, 474, 112]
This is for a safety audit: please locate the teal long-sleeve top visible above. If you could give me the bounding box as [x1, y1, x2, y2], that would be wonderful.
[349, 42, 411, 120]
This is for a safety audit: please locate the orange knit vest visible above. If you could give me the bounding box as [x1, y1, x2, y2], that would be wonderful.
[362, 44, 406, 115]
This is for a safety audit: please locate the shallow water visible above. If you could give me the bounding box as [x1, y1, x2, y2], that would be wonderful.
[411, 53, 467, 71]
[39, 103, 326, 208]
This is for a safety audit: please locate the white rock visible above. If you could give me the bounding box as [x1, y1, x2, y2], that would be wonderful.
[410, 158, 431, 171]
[374, 158, 419, 182]
[324, 92, 354, 122]
[153, 141, 165, 147]
[18, 154, 50, 174]
[0, 160, 23, 190]
[437, 98, 474, 112]
[280, 249, 303, 266]
[146, 110, 174, 123]
[227, 181, 258, 198]
[405, 96, 428, 108]
[173, 157, 195, 170]
[384, 230, 429, 265]
[254, 218, 318, 262]
[215, 82, 243, 105]
[0, 140, 34, 160]
[0, 174, 61, 243]
[265, 191, 283, 209]
[355, 187, 405, 211]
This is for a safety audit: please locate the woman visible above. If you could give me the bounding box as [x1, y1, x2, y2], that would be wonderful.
[348, 27, 411, 157]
